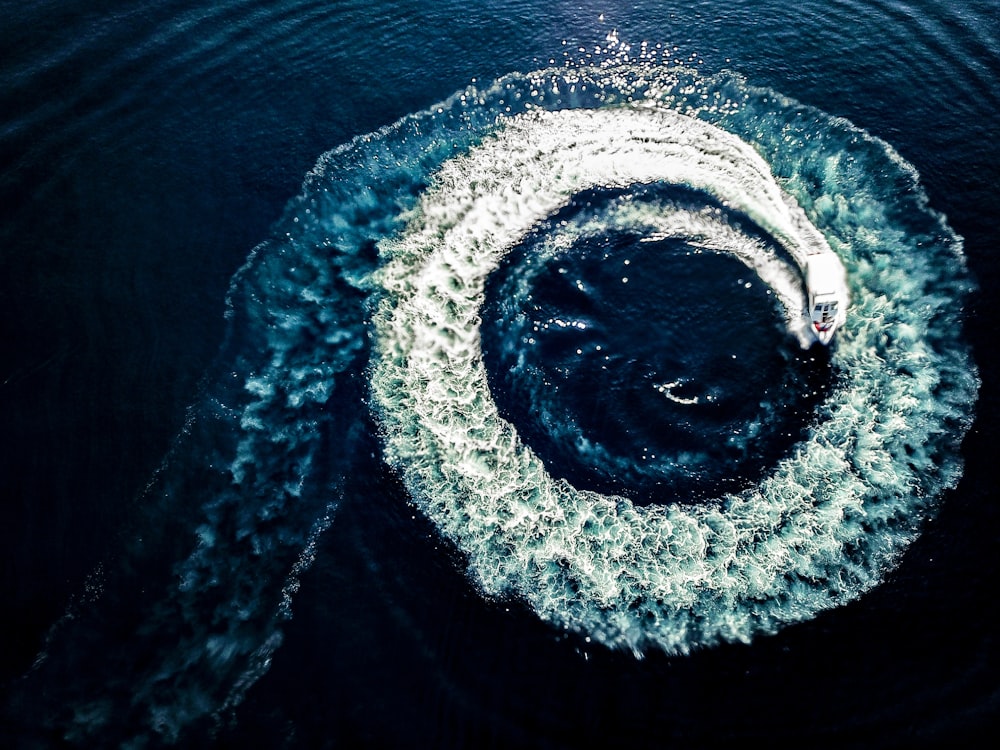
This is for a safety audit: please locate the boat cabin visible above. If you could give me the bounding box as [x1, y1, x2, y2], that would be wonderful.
[812, 299, 838, 333]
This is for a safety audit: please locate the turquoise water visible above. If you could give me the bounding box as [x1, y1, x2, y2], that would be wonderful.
[369, 76, 975, 654]
[2, 1, 996, 746]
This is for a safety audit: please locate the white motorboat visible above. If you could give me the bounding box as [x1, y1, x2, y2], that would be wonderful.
[805, 254, 848, 345]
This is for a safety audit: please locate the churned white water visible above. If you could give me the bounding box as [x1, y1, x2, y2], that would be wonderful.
[369, 68, 977, 654]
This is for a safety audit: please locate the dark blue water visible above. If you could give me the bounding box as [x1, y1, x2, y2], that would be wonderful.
[2, 1, 997, 746]
[482, 187, 833, 503]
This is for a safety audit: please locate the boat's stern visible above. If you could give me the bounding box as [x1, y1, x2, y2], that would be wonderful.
[811, 294, 841, 345]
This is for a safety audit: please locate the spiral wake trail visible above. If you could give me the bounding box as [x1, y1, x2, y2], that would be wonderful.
[9, 61, 978, 744]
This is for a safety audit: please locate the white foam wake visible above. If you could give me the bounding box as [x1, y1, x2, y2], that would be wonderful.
[369, 78, 975, 654]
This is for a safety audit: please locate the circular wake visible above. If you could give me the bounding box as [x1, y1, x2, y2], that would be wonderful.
[364, 66, 976, 654]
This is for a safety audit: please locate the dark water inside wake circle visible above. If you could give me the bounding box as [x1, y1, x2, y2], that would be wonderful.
[484, 225, 831, 504]
[2, 0, 998, 747]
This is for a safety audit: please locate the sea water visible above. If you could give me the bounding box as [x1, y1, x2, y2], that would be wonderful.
[2, 1, 995, 746]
